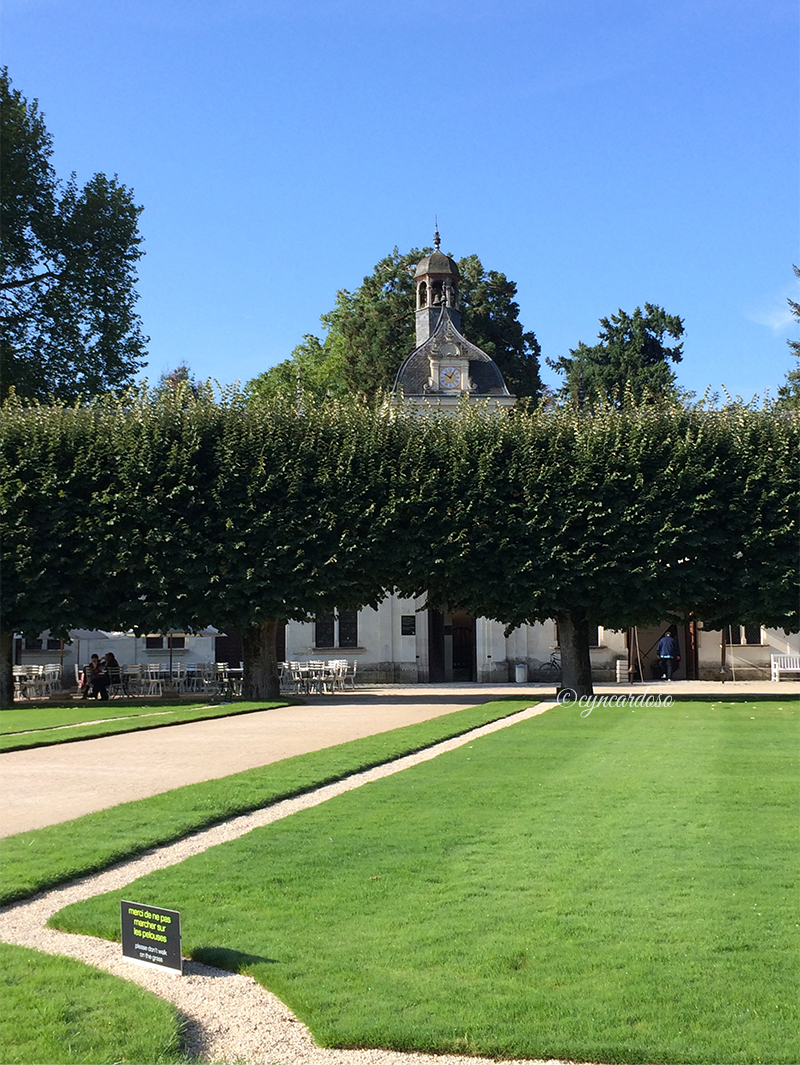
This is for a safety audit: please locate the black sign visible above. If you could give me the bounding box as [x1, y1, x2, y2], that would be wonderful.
[121, 900, 182, 974]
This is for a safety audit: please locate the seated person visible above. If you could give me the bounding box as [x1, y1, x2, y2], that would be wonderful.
[81, 654, 109, 700]
[103, 652, 122, 694]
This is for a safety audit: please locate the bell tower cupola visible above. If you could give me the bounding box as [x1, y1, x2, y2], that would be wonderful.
[393, 229, 515, 411]
[414, 226, 461, 346]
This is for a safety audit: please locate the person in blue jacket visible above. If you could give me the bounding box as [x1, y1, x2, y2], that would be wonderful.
[657, 630, 681, 681]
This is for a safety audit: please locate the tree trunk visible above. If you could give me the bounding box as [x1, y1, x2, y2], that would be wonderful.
[242, 618, 280, 701]
[0, 631, 13, 709]
[557, 610, 593, 697]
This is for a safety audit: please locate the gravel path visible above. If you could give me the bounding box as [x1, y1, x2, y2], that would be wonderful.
[1, 690, 521, 836]
[0, 702, 571, 1065]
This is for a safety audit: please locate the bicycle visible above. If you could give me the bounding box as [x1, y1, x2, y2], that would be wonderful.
[534, 653, 562, 683]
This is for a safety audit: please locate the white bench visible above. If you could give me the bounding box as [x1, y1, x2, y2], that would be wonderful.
[770, 654, 800, 682]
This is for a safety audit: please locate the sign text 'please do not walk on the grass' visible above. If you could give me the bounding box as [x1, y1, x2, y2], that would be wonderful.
[121, 900, 182, 974]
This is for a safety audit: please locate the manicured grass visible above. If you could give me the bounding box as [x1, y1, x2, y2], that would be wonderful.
[52, 700, 800, 1064]
[0, 699, 532, 904]
[2, 703, 184, 731]
[1, 699, 289, 751]
[0, 942, 190, 1064]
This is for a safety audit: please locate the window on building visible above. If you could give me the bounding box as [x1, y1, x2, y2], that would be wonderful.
[314, 613, 335, 648]
[24, 637, 43, 651]
[724, 625, 762, 646]
[338, 610, 358, 648]
[314, 610, 358, 649]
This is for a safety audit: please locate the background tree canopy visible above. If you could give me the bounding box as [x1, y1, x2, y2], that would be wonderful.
[0, 67, 147, 401]
[547, 303, 684, 407]
[247, 247, 542, 401]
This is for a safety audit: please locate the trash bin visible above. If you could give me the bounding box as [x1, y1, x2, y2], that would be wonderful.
[515, 663, 527, 683]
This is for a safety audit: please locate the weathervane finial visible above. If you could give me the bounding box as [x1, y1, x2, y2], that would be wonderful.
[433, 216, 441, 251]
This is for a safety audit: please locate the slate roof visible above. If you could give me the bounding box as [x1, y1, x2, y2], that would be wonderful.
[414, 250, 460, 278]
[393, 307, 512, 398]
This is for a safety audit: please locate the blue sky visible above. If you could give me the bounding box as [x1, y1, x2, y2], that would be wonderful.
[5, 0, 797, 399]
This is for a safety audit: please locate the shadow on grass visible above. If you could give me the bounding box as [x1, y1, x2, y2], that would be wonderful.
[191, 946, 279, 973]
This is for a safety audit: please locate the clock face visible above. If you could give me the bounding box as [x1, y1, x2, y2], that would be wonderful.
[439, 365, 461, 390]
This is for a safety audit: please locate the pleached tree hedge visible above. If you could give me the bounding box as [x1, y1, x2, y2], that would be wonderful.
[208, 392, 440, 698]
[1, 389, 797, 705]
[0, 387, 432, 703]
[398, 401, 798, 695]
[0, 387, 227, 705]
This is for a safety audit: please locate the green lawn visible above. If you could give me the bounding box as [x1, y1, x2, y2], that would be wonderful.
[0, 699, 290, 751]
[0, 698, 531, 904]
[51, 700, 800, 1064]
[0, 942, 190, 1064]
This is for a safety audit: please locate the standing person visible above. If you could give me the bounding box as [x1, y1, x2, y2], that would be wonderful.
[657, 629, 681, 681]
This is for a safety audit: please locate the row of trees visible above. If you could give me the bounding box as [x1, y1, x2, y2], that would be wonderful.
[2, 389, 797, 706]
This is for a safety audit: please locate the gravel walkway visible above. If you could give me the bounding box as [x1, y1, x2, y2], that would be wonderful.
[0, 702, 571, 1065]
[1, 689, 524, 836]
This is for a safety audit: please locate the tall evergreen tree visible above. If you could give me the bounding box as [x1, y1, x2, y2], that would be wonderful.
[248, 247, 542, 400]
[548, 303, 684, 407]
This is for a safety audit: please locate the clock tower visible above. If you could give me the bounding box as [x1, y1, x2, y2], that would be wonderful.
[394, 231, 516, 411]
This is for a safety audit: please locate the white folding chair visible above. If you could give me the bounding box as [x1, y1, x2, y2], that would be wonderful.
[196, 662, 216, 695]
[44, 664, 62, 694]
[23, 665, 47, 699]
[288, 663, 309, 694]
[144, 664, 164, 697]
[343, 660, 357, 689]
[278, 662, 290, 693]
[185, 663, 201, 692]
[123, 664, 142, 696]
[106, 667, 124, 699]
[324, 660, 345, 692]
[213, 662, 230, 696]
[171, 664, 187, 693]
[13, 666, 27, 700]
